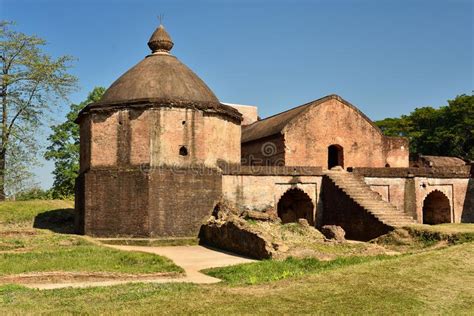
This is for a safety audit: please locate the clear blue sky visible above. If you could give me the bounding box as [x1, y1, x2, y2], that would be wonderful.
[1, 0, 473, 189]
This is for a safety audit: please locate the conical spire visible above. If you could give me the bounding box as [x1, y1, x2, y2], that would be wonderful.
[148, 24, 174, 54]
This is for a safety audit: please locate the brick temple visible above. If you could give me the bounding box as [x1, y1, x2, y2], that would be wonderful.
[75, 23, 473, 241]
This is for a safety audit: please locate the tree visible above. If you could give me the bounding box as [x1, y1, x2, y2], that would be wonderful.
[0, 21, 77, 199]
[376, 94, 474, 160]
[45, 87, 105, 198]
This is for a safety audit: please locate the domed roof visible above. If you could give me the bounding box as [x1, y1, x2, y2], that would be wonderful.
[98, 24, 220, 105]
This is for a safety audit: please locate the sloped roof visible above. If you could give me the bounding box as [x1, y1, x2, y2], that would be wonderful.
[242, 94, 382, 143]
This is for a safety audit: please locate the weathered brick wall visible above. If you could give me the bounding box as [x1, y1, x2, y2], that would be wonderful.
[129, 109, 151, 165]
[363, 177, 407, 215]
[148, 167, 222, 237]
[90, 112, 118, 167]
[354, 169, 472, 224]
[76, 166, 222, 237]
[79, 118, 91, 173]
[414, 177, 471, 223]
[352, 166, 471, 178]
[283, 98, 409, 168]
[462, 179, 474, 222]
[224, 103, 258, 125]
[321, 176, 393, 240]
[221, 173, 323, 224]
[74, 174, 85, 234]
[383, 137, 409, 167]
[82, 169, 150, 237]
[241, 134, 285, 166]
[148, 108, 241, 167]
[87, 107, 241, 170]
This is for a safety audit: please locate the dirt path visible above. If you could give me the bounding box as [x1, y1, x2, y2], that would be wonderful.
[23, 245, 255, 290]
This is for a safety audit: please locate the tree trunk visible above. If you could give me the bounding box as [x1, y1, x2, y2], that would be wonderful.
[1, 61, 7, 201]
[0, 150, 5, 201]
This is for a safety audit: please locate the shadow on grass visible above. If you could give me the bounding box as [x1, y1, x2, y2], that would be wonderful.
[33, 208, 76, 234]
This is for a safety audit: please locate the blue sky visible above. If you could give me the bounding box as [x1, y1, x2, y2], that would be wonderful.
[1, 0, 473, 189]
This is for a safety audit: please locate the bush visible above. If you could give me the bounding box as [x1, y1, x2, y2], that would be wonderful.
[14, 188, 53, 201]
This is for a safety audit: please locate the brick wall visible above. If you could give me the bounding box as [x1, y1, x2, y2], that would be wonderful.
[241, 134, 285, 166]
[82, 169, 150, 237]
[148, 167, 222, 237]
[76, 166, 222, 237]
[283, 98, 409, 168]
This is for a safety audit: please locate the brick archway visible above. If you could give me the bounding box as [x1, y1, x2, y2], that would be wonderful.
[422, 190, 451, 225]
[277, 188, 314, 225]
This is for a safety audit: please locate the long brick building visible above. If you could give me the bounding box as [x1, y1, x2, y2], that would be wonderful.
[75, 23, 473, 241]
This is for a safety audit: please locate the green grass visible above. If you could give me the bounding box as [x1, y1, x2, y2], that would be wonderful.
[203, 255, 392, 285]
[0, 230, 182, 275]
[0, 200, 183, 276]
[0, 242, 472, 314]
[0, 200, 472, 313]
[0, 200, 73, 226]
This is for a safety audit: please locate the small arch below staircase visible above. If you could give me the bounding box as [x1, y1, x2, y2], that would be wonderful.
[422, 190, 451, 225]
[277, 188, 314, 225]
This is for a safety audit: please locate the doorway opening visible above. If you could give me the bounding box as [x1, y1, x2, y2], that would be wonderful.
[422, 190, 451, 224]
[328, 144, 344, 169]
[277, 188, 314, 225]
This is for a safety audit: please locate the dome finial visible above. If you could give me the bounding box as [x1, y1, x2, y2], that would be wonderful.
[148, 16, 174, 54]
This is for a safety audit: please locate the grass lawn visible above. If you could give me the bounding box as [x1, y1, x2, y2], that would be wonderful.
[0, 200, 73, 227]
[0, 230, 182, 276]
[0, 200, 182, 278]
[203, 255, 393, 285]
[406, 223, 474, 243]
[0, 200, 472, 313]
[0, 242, 472, 314]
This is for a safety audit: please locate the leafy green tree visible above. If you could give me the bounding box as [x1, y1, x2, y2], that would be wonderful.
[376, 94, 474, 160]
[0, 21, 77, 199]
[45, 87, 105, 198]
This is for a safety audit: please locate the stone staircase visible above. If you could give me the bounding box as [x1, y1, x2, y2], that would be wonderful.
[324, 171, 416, 228]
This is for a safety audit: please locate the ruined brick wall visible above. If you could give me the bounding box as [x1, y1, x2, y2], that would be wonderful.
[283, 98, 409, 168]
[241, 134, 285, 166]
[321, 176, 393, 241]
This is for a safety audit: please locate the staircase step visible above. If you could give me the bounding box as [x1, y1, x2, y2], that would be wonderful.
[325, 171, 416, 229]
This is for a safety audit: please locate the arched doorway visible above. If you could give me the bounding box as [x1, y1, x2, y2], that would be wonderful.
[422, 190, 451, 225]
[328, 144, 344, 169]
[277, 188, 314, 225]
